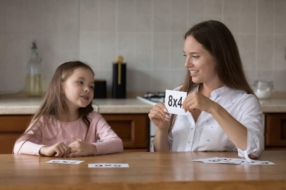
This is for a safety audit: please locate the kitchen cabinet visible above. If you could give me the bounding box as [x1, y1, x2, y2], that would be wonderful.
[2, 112, 286, 153]
[0, 115, 32, 154]
[265, 113, 286, 150]
[0, 114, 149, 154]
[103, 114, 149, 152]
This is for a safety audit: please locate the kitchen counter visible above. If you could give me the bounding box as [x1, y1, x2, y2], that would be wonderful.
[93, 99, 152, 113]
[1, 96, 286, 152]
[1, 96, 286, 114]
[259, 99, 286, 112]
[0, 97, 152, 114]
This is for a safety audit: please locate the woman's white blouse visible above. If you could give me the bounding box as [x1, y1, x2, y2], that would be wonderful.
[164, 85, 264, 158]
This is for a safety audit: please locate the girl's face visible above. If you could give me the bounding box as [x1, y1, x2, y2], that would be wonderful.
[183, 36, 220, 86]
[62, 67, 94, 112]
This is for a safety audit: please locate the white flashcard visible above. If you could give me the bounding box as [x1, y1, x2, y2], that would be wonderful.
[240, 160, 275, 165]
[46, 160, 84, 165]
[192, 157, 219, 162]
[165, 90, 187, 115]
[192, 157, 274, 165]
[88, 163, 129, 168]
[203, 158, 242, 165]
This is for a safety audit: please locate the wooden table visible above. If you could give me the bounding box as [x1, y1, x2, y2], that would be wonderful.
[0, 151, 286, 190]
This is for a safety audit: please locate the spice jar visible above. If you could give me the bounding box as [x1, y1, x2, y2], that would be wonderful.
[253, 80, 273, 99]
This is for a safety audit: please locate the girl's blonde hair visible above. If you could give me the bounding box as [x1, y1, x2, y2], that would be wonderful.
[15, 61, 94, 147]
[169, 20, 253, 132]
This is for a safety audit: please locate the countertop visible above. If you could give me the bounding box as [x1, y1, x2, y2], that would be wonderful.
[1, 96, 286, 114]
[0, 97, 152, 114]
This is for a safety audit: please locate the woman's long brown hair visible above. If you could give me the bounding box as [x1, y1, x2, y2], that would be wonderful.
[15, 61, 94, 150]
[169, 20, 254, 132]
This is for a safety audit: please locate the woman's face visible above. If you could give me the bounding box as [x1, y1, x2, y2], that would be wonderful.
[183, 36, 219, 86]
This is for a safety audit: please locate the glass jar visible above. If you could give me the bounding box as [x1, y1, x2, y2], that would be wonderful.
[25, 41, 42, 97]
[253, 80, 273, 99]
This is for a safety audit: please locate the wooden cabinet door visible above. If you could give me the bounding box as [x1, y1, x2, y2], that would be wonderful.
[102, 114, 149, 151]
[0, 115, 32, 154]
[0, 114, 150, 154]
[265, 113, 286, 148]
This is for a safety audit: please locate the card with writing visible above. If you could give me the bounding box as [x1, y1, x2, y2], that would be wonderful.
[46, 160, 84, 165]
[165, 90, 187, 115]
[203, 158, 242, 165]
[88, 163, 129, 168]
[192, 157, 274, 165]
[240, 160, 274, 165]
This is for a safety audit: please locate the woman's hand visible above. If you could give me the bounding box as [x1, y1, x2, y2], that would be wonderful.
[68, 135, 97, 157]
[182, 91, 217, 113]
[148, 103, 170, 132]
[39, 142, 70, 157]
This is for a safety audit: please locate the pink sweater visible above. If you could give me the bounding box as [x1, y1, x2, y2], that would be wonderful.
[14, 112, 123, 156]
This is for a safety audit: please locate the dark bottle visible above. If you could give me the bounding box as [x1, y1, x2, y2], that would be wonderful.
[112, 56, 126, 99]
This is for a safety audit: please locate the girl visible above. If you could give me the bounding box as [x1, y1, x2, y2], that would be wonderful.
[14, 61, 123, 157]
[149, 20, 264, 159]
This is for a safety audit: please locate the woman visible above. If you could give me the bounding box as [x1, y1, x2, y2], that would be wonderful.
[148, 20, 264, 159]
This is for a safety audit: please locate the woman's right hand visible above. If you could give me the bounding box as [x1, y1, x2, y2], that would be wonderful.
[39, 142, 70, 157]
[148, 103, 170, 132]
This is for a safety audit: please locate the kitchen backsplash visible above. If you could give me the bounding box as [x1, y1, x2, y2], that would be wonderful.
[0, 0, 286, 96]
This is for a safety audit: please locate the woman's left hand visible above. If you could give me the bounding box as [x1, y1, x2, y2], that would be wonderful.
[68, 135, 97, 157]
[182, 91, 216, 113]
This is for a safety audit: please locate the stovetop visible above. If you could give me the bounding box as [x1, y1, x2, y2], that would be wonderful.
[137, 92, 165, 105]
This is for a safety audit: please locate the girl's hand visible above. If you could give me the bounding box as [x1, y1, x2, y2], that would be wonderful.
[68, 135, 97, 157]
[182, 91, 216, 113]
[148, 103, 170, 132]
[39, 142, 70, 157]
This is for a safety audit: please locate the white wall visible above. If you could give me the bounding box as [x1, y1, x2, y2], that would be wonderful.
[0, 0, 286, 96]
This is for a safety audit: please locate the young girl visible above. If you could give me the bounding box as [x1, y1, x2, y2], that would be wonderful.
[149, 20, 264, 160]
[14, 61, 123, 157]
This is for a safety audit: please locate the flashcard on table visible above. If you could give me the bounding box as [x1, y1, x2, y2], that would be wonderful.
[240, 160, 275, 165]
[88, 163, 129, 168]
[192, 157, 274, 165]
[193, 157, 242, 165]
[165, 90, 187, 115]
[46, 160, 84, 165]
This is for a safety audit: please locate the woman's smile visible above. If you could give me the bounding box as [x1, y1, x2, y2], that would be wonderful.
[189, 70, 199, 77]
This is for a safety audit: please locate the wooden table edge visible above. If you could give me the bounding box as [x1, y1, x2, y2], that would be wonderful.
[1, 180, 286, 190]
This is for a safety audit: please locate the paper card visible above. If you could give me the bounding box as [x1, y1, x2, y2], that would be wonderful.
[192, 157, 220, 162]
[240, 160, 275, 165]
[165, 90, 187, 115]
[46, 160, 84, 165]
[192, 157, 274, 165]
[192, 157, 241, 164]
[203, 158, 242, 165]
[88, 163, 129, 168]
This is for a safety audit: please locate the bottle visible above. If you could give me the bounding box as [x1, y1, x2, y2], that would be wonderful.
[25, 41, 42, 97]
[112, 56, 126, 99]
